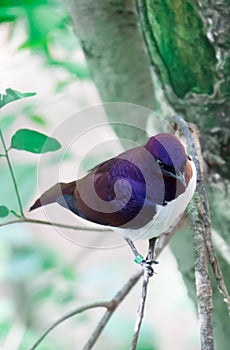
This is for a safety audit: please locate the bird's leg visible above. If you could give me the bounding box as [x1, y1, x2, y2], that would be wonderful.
[125, 237, 143, 260]
[146, 238, 159, 264]
[141, 238, 159, 277]
[125, 237, 158, 277]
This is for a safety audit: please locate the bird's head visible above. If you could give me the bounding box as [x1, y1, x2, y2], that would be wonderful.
[145, 133, 188, 186]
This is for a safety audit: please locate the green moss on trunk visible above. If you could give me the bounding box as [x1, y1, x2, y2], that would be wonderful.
[137, 0, 217, 97]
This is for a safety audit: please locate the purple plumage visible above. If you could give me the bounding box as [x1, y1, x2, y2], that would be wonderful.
[30, 133, 195, 234]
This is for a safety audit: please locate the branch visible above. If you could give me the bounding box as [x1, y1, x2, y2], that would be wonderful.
[0, 129, 24, 217]
[82, 270, 143, 350]
[29, 228, 170, 350]
[131, 270, 150, 350]
[0, 216, 111, 232]
[173, 116, 214, 349]
[172, 115, 230, 349]
[172, 115, 230, 312]
[29, 270, 143, 350]
[131, 238, 156, 349]
[29, 301, 111, 350]
[189, 194, 214, 349]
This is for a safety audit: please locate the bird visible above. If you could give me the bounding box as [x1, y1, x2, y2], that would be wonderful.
[30, 133, 197, 276]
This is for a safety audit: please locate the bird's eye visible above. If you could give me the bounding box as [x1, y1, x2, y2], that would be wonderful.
[157, 159, 164, 167]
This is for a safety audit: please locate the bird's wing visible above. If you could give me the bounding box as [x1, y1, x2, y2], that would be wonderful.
[74, 147, 157, 228]
[29, 146, 159, 228]
[88, 146, 151, 204]
[29, 181, 76, 211]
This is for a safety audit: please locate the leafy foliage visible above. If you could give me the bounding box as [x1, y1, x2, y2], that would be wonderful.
[0, 88, 78, 349]
[0, 206, 9, 217]
[11, 129, 61, 154]
[0, 89, 61, 219]
[0, 88, 36, 109]
[0, 0, 90, 79]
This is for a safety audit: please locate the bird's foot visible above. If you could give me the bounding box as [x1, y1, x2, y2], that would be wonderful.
[134, 254, 158, 277]
[125, 238, 158, 277]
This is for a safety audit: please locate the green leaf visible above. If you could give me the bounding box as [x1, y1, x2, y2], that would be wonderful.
[0, 206, 9, 217]
[18, 4, 67, 52]
[0, 89, 36, 109]
[10, 129, 61, 154]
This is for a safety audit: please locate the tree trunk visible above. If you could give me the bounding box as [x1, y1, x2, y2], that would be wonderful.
[67, 0, 156, 143]
[137, 0, 230, 179]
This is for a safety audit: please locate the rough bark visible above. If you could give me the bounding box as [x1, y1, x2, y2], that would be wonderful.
[170, 227, 230, 350]
[137, 0, 230, 179]
[67, 0, 156, 143]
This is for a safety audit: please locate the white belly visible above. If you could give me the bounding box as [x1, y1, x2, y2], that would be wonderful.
[118, 161, 197, 241]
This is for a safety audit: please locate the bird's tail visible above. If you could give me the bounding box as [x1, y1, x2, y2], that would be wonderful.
[29, 181, 76, 211]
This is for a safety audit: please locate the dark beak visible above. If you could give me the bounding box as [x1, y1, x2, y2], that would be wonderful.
[176, 171, 186, 187]
[162, 169, 186, 187]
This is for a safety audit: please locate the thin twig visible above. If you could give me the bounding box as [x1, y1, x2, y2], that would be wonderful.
[29, 230, 168, 350]
[83, 270, 143, 350]
[172, 115, 230, 311]
[0, 129, 25, 217]
[131, 271, 149, 349]
[0, 216, 111, 232]
[131, 238, 157, 349]
[29, 302, 111, 350]
[29, 270, 143, 350]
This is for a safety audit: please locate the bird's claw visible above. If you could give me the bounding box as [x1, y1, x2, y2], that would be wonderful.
[140, 259, 158, 277]
[133, 253, 158, 277]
